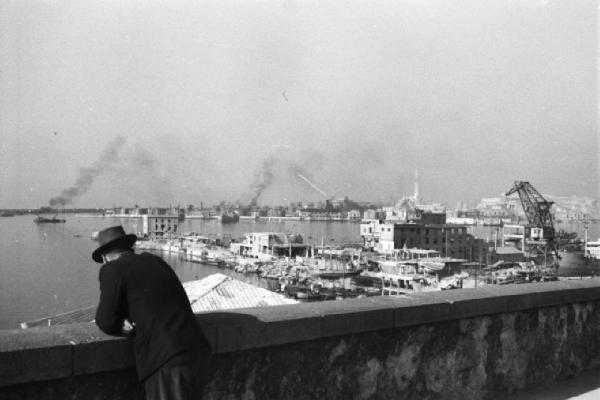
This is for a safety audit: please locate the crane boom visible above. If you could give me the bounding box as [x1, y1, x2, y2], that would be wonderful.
[505, 181, 559, 259]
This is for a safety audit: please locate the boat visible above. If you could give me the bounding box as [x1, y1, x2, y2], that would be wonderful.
[0, 211, 15, 217]
[311, 268, 363, 279]
[34, 215, 66, 224]
[295, 289, 321, 300]
[184, 245, 237, 266]
[217, 212, 239, 223]
[585, 239, 600, 260]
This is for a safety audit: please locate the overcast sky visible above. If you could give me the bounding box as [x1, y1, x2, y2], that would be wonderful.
[0, 0, 597, 209]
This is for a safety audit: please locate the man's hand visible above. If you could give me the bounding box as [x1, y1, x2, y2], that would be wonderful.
[121, 319, 136, 336]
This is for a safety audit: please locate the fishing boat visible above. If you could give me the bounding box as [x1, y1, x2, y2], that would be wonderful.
[34, 215, 66, 224]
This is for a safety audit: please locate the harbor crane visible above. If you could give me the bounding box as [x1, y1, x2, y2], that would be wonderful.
[505, 181, 560, 260]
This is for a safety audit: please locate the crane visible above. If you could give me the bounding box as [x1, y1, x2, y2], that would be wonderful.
[505, 181, 560, 260]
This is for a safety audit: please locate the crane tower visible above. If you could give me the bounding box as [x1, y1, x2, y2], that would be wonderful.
[505, 181, 560, 261]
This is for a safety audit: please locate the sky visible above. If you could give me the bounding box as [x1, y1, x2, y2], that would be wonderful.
[0, 0, 597, 209]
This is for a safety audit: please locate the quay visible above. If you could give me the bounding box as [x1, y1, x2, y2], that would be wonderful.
[2, 280, 600, 399]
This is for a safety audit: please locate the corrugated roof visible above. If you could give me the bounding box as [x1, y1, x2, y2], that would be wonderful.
[20, 274, 295, 329]
[183, 273, 297, 313]
[20, 306, 97, 329]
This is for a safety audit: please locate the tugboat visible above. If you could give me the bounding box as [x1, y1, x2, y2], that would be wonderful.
[34, 215, 66, 224]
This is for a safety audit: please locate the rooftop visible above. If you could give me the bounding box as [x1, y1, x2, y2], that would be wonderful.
[183, 273, 297, 312]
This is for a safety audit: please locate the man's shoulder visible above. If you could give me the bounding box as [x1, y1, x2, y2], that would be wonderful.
[100, 252, 148, 271]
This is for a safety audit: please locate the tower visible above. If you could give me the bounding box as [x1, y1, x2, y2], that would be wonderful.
[413, 168, 419, 203]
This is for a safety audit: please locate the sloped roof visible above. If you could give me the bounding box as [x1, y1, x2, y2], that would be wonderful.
[20, 306, 97, 329]
[21, 274, 296, 329]
[495, 246, 524, 255]
[183, 274, 297, 313]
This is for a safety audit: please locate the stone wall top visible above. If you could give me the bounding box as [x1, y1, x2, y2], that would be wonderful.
[1, 279, 599, 388]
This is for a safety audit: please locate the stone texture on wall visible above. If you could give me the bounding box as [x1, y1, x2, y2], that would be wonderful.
[1, 280, 600, 400]
[204, 302, 600, 400]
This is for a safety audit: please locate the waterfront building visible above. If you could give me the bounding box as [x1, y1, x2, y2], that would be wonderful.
[230, 232, 308, 258]
[347, 209, 361, 221]
[490, 246, 525, 264]
[141, 212, 179, 239]
[362, 209, 385, 221]
[297, 207, 344, 221]
[360, 212, 489, 261]
[267, 207, 286, 218]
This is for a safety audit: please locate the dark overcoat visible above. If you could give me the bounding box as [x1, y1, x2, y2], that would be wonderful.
[95, 251, 208, 380]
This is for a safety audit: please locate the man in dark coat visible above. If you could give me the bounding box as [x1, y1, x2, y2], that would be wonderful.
[93, 225, 211, 400]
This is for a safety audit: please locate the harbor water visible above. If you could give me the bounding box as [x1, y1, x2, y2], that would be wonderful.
[0, 215, 362, 329]
[0, 215, 597, 330]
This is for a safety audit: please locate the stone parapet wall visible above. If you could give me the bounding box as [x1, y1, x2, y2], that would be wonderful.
[1, 280, 600, 399]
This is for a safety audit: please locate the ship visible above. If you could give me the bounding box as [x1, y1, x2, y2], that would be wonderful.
[34, 215, 66, 224]
[217, 212, 239, 224]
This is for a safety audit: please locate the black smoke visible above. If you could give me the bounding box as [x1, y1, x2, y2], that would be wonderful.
[49, 136, 126, 207]
[249, 157, 275, 206]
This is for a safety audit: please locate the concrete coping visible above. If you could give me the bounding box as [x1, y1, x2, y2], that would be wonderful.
[1, 279, 600, 387]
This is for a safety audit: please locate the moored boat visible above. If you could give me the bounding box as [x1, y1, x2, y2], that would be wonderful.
[34, 215, 66, 224]
[311, 268, 363, 279]
[217, 212, 239, 223]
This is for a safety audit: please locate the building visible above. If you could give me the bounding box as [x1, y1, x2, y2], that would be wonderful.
[183, 274, 297, 312]
[490, 246, 525, 264]
[297, 209, 344, 221]
[362, 209, 385, 221]
[347, 209, 361, 221]
[360, 212, 488, 261]
[142, 213, 179, 239]
[230, 232, 309, 258]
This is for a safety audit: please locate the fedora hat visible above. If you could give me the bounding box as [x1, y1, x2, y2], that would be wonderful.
[92, 225, 137, 263]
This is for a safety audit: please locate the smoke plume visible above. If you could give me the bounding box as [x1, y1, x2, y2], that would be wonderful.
[49, 136, 126, 207]
[249, 157, 275, 206]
